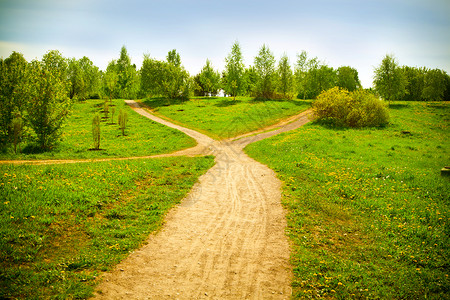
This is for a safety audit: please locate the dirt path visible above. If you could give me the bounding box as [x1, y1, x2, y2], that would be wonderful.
[93, 101, 313, 299]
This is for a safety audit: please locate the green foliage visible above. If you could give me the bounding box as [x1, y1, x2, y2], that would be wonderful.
[0, 156, 215, 299]
[27, 51, 72, 150]
[276, 54, 295, 99]
[197, 59, 221, 96]
[313, 87, 389, 127]
[254, 44, 276, 99]
[68, 56, 101, 101]
[118, 109, 128, 136]
[140, 52, 192, 101]
[336, 66, 361, 92]
[0, 51, 28, 144]
[401, 66, 426, 101]
[224, 41, 245, 99]
[92, 114, 101, 150]
[373, 54, 407, 102]
[103, 65, 119, 100]
[103, 46, 139, 100]
[422, 69, 448, 101]
[246, 102, 449, 299]
[294, 51, 337, 99]
[11, 115, 24, 154]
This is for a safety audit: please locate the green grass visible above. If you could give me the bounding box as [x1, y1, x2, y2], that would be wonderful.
[0, 156, 214, 299]
[0, 99, 196, 160]
[245, 101, 449, 299]
[142, 96, 312, 139]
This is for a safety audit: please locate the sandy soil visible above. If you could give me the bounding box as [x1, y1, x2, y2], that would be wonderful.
[92, 101, 312, 299]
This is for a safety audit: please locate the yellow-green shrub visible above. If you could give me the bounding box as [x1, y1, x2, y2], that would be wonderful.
[313, 87, 389, 127]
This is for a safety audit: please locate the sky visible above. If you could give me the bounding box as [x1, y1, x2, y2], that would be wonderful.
[0, 0, 449, 88]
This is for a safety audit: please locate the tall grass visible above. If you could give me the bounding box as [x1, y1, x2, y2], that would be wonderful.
[245, 101, 449, 298]
[0, 156, 214, 299]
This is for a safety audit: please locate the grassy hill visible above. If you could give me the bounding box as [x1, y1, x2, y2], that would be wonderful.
[245, 101, 449, 298]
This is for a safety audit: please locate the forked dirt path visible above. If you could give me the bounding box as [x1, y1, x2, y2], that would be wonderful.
[93, 101, 312, 299]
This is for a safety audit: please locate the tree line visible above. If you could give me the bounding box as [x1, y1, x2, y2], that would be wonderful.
[1, 43, 449, 152]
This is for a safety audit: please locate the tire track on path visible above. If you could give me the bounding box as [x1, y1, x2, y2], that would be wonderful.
[93, 101, 313, 299]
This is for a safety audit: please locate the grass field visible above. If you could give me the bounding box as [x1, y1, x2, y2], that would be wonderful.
[142, 96, 312, 139]
[245, 101, 449, 298]
[0, 99, 196, 160]
[0, 156, 214, 299]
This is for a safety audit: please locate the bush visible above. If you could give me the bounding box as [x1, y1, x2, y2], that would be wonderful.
[313, 87, 389, 127]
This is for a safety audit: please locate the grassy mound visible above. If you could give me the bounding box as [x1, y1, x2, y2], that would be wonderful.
[142, 96, 311, 139]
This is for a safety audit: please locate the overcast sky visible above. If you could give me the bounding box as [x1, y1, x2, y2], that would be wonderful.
[1, 0, 449, 88]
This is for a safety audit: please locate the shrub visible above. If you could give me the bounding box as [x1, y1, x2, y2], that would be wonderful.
[313, 87, 389, 127]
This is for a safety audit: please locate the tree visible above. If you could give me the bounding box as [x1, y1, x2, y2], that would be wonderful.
[27, 51, 71, 150]
[167, 49, 181, 67]
[294, 50, 309, 99]
[114, 46, 139, 99]
[422, 69, 447, 101]
[276, 54, 295, 98]
[401, 66, 426, 101]
[224, 41, 245, 100]
[198, 59, 221, 96]
[254, 44, 276, 99]
[140, 51, 192, 101]
[373, 54, 407, 103]
[336, 66, 361, 92]
[104, 64, 119, 101]
[243, 66, 258, 97]
[0, 52, 28, 143]
[118, 109, 128, 136]
[92, 113, 101, 150]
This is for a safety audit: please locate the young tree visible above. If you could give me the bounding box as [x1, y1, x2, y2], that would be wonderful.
[243, 66, 258, 97]
[373, 54, 407, 103]
[27, 51, 71, 150]
[224, 41, 245, 100]
[118, 109, 128, 136]
[276, 54, 295, 98]
[198, 59, 221, 96]
[0, 51, 28, 143]
[254, 44, 276, 99]
[92, 113, 101, 150]
[422, 69, 448, 101]
[336, 66, 361, 91]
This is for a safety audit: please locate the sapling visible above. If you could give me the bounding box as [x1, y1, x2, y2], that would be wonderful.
[111, 107, 116, 124]
[92, 113, 101, 150]
[103, 101, 109, 120]
[118, 109, 128, 136]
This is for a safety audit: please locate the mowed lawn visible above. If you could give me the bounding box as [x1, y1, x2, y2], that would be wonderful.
[0, 99, 196, 160]
[245, 101, 449, 299]
[142, 96, 312, 139]
[0, 156, 215, 299]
